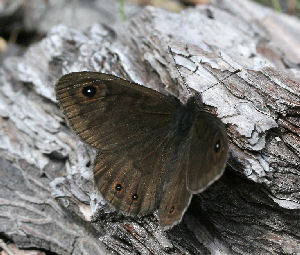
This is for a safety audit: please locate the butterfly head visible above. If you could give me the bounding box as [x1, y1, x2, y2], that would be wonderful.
[185, 92, 203, 111]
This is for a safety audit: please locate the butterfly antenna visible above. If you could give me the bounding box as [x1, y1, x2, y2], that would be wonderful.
[168, 46, 192, 96]
[168, 46, 241, 98]
[201, 68, 242, 94]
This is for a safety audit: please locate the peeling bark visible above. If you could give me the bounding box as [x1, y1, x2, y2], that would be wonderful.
[0, 0, 299, 254]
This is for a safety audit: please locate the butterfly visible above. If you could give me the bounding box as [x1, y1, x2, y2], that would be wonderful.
[55, 71, 229, 229]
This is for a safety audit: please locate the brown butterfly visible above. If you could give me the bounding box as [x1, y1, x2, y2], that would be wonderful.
[55, 71, 229, 229]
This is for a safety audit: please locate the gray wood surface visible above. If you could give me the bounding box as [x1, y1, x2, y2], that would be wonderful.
[0, 0, 299, 254]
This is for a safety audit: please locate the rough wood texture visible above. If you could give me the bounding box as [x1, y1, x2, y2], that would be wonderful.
[0, 0, 299, 254]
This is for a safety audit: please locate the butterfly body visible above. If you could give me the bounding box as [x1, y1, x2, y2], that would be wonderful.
[56, 71, 228, 229]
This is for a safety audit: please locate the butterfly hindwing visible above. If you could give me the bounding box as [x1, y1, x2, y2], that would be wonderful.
[158, 145, 192, 228]
[94, 133, 174, 216]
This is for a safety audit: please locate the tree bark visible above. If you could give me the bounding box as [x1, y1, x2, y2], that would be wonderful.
[0, 0, 299, 254]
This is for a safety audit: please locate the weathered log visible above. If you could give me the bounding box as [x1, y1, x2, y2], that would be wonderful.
[0, 0, 299, 254]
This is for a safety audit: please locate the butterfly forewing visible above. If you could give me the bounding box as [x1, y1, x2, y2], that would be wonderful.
[55, 72, 181, 216]
[56, 72, 179, 152]
[186, 112, 229, 193]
